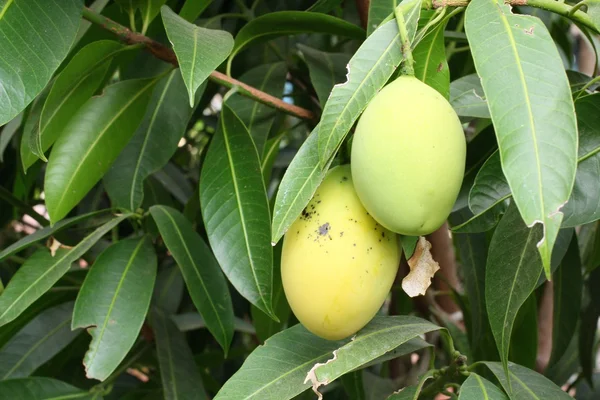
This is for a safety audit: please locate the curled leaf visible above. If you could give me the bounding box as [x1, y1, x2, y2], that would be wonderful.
[402, 237, 440, 297]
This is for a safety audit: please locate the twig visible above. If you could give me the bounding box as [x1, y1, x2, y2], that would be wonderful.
[80, 8, 315, 121]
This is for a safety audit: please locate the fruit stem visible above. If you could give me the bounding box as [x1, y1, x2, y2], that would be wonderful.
[394, 3, 416, 76]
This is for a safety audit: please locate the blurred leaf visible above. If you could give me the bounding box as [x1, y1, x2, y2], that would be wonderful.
[153, 162, 194, 205]
[449, 74, 490, 118]
[150, 205, 234, 353]
[483, 362, 571, 400]
[576, 373, 600, 400]
[545, 334, 579, 387]
[307, 0, 342, 13]
[0, 302, 79, 380]
[508, 293, 537, 370]
[152, 265, 184, 314]
[340, 371, 364, 400]
[298, 44, 351, 108]
[413, 20, 449, 99]
[19, 84, 51, 172]
[386, 385, 419, 399]
[161, 5, 233, 106]
[317, 0, 420, 166]
[0, 377, 98, 400]
[104, 70, 199, 211]
[262, 133, 284, 185]
[45, 78, 156, 223]
[138, 0, 167, 33]
[0, 113, 22, 163]
[486, 203, 542, 378]
[362, 371, 395, 400]
[199, 105, 275, 317]
[458, 374, 508, 399]
[151, 308, 208, 400]
[22, 40, 127, 171]
[0, 213, 130, 327]
[548, 235, 582, 367]
[179, 0, 212, 22]
[579, 266, 600, 385]
[172, 312, 255, 334]
[465, 0, 578, 278]
[0, 210, 109, 262]
[72, 236, 157, 381]
[0, 0, 82, 125]
[229, 11, 364, 64]
[226, 62, 287, 155]
[367, 0, 394, 36]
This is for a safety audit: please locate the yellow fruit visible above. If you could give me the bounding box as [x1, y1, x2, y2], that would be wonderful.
[281, 165, 400, 340]
[351, 76, 466, 236]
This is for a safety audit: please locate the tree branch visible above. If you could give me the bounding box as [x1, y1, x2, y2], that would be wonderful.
[81, 8, 316, 121]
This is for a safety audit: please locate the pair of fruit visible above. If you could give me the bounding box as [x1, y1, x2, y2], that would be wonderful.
[280, 76, 467, 340]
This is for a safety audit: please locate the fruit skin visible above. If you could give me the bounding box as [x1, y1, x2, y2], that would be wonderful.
[281, 165, 400, 340]
[351, 76, 466, 236]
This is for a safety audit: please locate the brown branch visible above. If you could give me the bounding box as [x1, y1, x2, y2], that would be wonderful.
[355, 0, 370, 30]
[81, 8, 315, 121]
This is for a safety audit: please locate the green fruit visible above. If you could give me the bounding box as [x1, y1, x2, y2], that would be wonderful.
[281, 165, 400, 340]
[351, 76, 466, 236]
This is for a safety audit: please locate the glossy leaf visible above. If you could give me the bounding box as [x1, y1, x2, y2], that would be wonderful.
[0, 377, 98, 400]
[229, 11, 364, 63]
[458, 374, 508, 399]
[298, 44, 351, 108]
[486, 203, 543, 377]
[0, 213, 130, 327]
[200, 105, 274, 317]
[45, 78, 156, 223]
[483, 362, 572, 400]
[367, 0, 394, 35]
[22, 40, 126, 171]
[0, 302, 79, 379]
[449, 74, 490, 118]
[413, 20, 449, 99]
[226, 62, 287, 155]
[150, 205, 234, 353]
[465, 0, 578, 278]
[317, 0, 421, 166]
[151, 308, 208, 400]
[161, 5, 233, 106]
[72, 236, 157, 381]
[0, 0, 82, 125]
[104, 70, 198, 211]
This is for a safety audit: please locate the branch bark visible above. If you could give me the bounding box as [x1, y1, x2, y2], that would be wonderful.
[81, 8, 316, 121]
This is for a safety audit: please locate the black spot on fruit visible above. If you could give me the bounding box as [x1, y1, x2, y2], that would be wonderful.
[318, 223, 331, 236]
[340, 231, 344, 237]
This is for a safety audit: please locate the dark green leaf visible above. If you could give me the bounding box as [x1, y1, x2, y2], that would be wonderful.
[161, 5, 233, 106]
[0, 377, 98, 400]
[413, 20, 449, 99]
[0, 113, 22, 162]
[386, 385, 419, 399]
[226, 62, 287, 155]
[579, 266, 600, 385]
[153, 162, 194, 205]
[72, 236, 157, 381]
[367, 0, 394, 36]
[152, 265, 184, 314]
[340, 371, 365, 400]
[298, 44, 351, 108]
[262, 133, 284, 185]
[317, 0, 421, 166]
[104, 70, 199, 211]
[151, 308, 208, 400]
[179, 0, 212, 22]
[0, 0, 82, 125]
[138, 0, 167, 33]
[306, 0, 342, 13]
[0, 213, 130, 327]
[199, 105, 274, 317]
[465, 0, 578, 277]
[229, 11, 364, 64]
[449, 74, 490, 118]
[545, 334, 579, 387]
[172, 312, 255, 334]
[45, 78, 156, 223]
[486, 203, 542, 377]
[150, 205, 234, 353]
[0, 302, 79, 379]
[508, 293, 537, 370]
[458, 374, 508, 399]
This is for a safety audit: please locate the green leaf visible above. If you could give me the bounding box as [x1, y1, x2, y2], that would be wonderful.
[199, 105, 274, 317]
[307, 317, 440, 394]
[72, 236, 157, 381]
[149, 205, 234, 354]
[0, 210, 109, 262]
[317, 0, 421, 167]
[261, 133, 284, 185]
[226, 62, 287, 155]
[413, 20, 449, 99]
[45, 78, 156, 223]
[367, 0, 394, 36]
[508, 293, 537, 369]
[386, 386, 419, 399]
[545, 334, 579, 387]
[465, 0, 578, 278]
[0, 377, 98, 400]
[138, 0, 167, 33]
[228, 11, 364, 65]
[104, 70, 199, 211]
[0, 213, 130, 327]
[151, 308, 208, 400]
[0, 113, 22, 162]
[161, 5, 233, 107]
[0, 302, 79, 380]
[179, 0, 211, 22]
[579, 266, 600, 384]
[306, 0, 342, 13]
[449, 74, 490, 118]
[458, 374, 508, 399]
[483, 362, 572, 400]
[340, 371, 365, 400]
[22, 40, 128, 171]
[548, 235, 582, 367]
[298, 44, 351, 108]
[485, 203, 543, 379]
[152, 265, 184, 314]
[172, 312, 255, 335]
[0, 0, 82, 126]
[19, 84, 51, 172]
